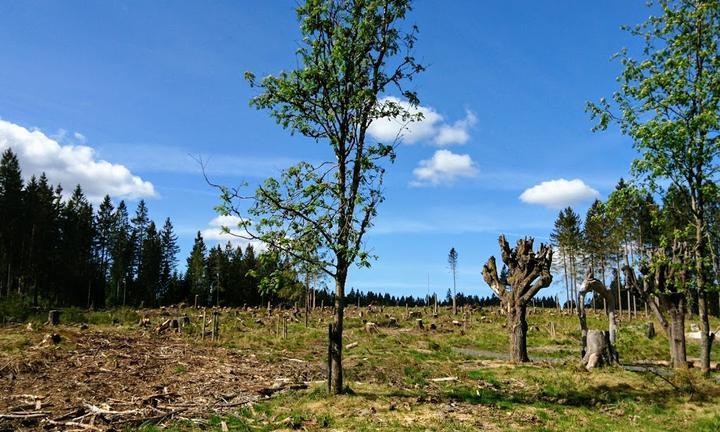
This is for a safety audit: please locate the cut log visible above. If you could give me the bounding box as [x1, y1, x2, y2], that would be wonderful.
[155, 319, 171, 334]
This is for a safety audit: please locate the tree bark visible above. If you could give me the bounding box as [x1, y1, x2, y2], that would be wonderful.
[694, 218, 713, 373]
[508, 303, 529, 362]
[329, 270, 346, 394]
[668, 300, 687, 369]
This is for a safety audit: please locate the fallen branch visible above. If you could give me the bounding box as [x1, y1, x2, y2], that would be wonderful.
[0, 411, 50, 419]
[42, 419, 105, 431]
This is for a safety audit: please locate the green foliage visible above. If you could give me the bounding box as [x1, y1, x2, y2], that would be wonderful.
[218, 0, 424, 291]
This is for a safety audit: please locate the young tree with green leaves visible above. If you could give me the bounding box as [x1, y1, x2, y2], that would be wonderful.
[589, 0, 720, 372]
[214, 0, 423, 394]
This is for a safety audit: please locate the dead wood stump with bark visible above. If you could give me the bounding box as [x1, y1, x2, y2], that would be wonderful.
[47, 310, 60, 326]
[482, 235, 553, 363]
[582, 330, 613, 370]
[577, 268, 618, 364]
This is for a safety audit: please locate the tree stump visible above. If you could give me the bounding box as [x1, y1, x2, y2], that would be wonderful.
[48, 310, 60, 326]
[211, 311, 220, 341]
[388, 317, 398, 327]
[581, 330, 611, 370]
[201, 309, 207, 340]
[365, 322, 378, 334]
[416, 319, 424, 330]
[646, 322, 656, 339]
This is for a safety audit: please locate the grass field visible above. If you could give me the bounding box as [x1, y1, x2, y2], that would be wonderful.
[1, 305, 719, 431]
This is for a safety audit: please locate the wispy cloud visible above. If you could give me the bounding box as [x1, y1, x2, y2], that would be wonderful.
[371, 205, 550, 236]
[97, 143, 299, 178]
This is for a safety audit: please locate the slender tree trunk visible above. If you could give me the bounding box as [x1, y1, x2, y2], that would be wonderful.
[616, 257, 622, 316]
[508, 302, 529, 362]
[452, 270, 457, 316]
[693, 219, 713, 373]
[329, 269, 346, 394]
[563, 254, 569, 311]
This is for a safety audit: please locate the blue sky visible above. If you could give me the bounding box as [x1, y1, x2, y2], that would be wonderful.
[0, 1, 654, 302]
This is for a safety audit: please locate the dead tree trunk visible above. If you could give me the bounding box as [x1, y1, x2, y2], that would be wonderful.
[577, 269, 618, 363]
[483, 235, 553, 363]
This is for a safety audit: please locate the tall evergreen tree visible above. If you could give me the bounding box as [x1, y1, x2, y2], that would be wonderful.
[185, 231, 208, 305]
[0, 149, 24, 297]
[130, 200, 150, 283]
[61, 185, 96, 307]
[138, 221, 162, 306]
[109, 201, 134, 306]
[159, 217, 179, 288]
[94, 195, 115, 301]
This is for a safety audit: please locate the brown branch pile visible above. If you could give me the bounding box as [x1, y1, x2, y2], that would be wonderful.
[0, 326, 320, 430]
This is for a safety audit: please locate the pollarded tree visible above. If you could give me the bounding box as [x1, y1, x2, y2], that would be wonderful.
[214, 0, 424, 394]
[482, 235, 553, 362]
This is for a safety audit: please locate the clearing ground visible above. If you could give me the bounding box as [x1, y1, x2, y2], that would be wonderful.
[1, 305, 719, 431]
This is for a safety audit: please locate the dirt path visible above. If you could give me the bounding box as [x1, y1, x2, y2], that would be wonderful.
[0, 326, 322, 430]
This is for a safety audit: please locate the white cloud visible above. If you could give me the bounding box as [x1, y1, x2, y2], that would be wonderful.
[411, 149, 478, 186]
[0, 119, 155, 202]
[434, 111, 477, 146]
[367, 97, 476, 146]
[200, 215, 265, 251]
[519, 178, 600, 209]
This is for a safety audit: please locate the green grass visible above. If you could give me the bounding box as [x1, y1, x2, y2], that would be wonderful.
[2, 305, 719, 431]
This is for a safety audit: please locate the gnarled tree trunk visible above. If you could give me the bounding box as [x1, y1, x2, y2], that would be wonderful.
[577, 269, 618, 363]
[508, 303, 529, 362]
[483, 235, 553, 363]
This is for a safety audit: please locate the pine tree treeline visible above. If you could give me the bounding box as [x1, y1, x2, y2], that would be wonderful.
[551, 178, 720, 317]
[0, 148, 305, 310]
[344, 288, 558, 309]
